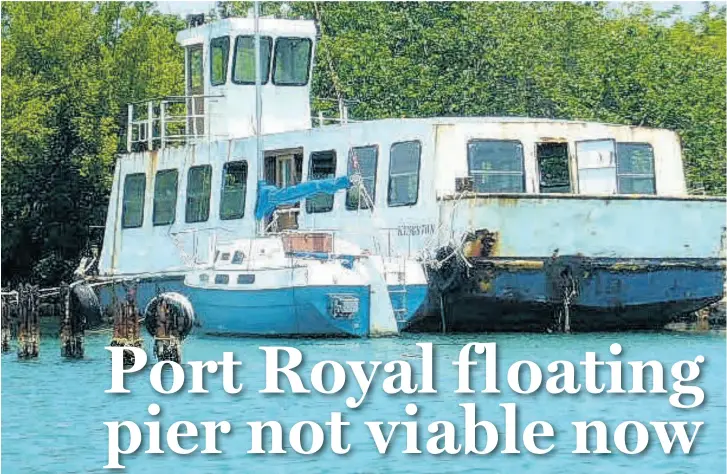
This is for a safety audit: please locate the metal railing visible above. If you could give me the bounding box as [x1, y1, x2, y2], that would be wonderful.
[126, 95, 224, 152]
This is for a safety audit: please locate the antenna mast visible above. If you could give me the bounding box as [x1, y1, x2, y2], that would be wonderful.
[254, 0, 264, 235]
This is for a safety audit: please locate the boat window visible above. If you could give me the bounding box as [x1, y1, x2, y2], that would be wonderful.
[346, 145, 379, 210]
[210, 36, 230, 86]
[537, 143, 571, 193]
[220, 161, 248, 220]
[232, 35, 272, 84]
[273, 37, 312, 86]
[121, 173, 146, 229]
[187, 44, 203, 91]
[152, 169, 178, 226]
[186, 165, 212, 223]
[214, 274, 229, 284]
[388, 141, 421, 207]
[220, 252, 230, 261]
[467, 140, 525, 193]
[576, 139, 617, 194]
[237, 274, 255, 284]
[199, 273, 209, 283]
[306, 150, 337, 213]
[231, 251, 245, 264]
[617, 143, 656, 195]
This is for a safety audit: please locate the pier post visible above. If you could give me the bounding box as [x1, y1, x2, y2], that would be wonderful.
[60, 282, 85, 359]
[152, 298, 182, 363]
[17, 284, 40, 359]
[1, 292, 15, 353]
[111, 282, 143, 367]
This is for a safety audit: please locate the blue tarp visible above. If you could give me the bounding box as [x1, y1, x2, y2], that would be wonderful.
[254, 176, 352, 220]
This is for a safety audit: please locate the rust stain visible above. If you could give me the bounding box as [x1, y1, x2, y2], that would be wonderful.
[494, 259, 544, 270]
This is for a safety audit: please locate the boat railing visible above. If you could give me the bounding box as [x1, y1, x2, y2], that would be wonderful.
[126, 95, 225, 152]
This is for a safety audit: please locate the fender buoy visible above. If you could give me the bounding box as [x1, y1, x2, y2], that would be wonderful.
[143, 292, 195, 339]
[70, 282, 102, 328]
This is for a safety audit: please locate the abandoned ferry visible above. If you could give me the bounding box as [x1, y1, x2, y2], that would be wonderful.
[87, 14, 725, 334]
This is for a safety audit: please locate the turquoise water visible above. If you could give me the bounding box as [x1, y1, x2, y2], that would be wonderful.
[2, 331, 725, 473]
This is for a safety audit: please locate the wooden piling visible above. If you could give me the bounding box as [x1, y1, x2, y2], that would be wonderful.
[60, 282, 85, 358]
[152, 298, 182, 363]
[1, 292, 15, 353]
[17, 284, 40, 358]
[110, 282, 143, 367]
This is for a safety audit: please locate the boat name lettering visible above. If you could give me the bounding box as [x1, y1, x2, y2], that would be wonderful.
[397, 224, 435, 236]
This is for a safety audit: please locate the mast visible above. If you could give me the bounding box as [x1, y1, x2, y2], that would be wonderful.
[254, 0, 264, 235]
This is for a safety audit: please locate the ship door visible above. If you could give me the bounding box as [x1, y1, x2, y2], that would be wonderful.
[575, 139, 617, 194]
[186, 44, 205, 138]
[264, 149, 303, 230]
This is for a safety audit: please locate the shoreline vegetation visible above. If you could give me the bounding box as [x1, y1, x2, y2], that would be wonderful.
[2, 2, 726, 287]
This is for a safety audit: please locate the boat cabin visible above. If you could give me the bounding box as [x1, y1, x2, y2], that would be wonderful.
[100, 15, 717, 278]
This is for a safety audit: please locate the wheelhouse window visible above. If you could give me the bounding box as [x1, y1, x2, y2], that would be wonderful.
[152, 169, 178, 226]
[187, 44, 203, 91]
[220, 161, 248, 220]
[232, 36, 272, 84]
[617, 143, 656, 195]
[306, 151, 337, 213]
[346, 145, 378, 210]
[388, 141, 421, 207]
[121, 173, 146, 229]
[186, 165, 212, 223]
[273, 37, 312, 86]
[467, 140, 525, 193]
[210, 36, 230, 86]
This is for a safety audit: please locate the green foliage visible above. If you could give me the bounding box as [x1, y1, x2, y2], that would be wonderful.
[2, 1, 725, 285]
[1, 2, 184, 285]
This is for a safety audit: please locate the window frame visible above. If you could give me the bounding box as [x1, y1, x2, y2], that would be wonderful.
[209, 36, 231, 86]
[185, 164, 213, 224]
[187, 44, 204, 92]
[466, 139, 526, 194]
[536, 142, 572, 194]
[231, 35, 273, 85]
[152, 169, 179, 227]
[615, 142, 657, 195]
[387, 140, 422, 207]
[306, 150, 338, 214]
[121, 173, 146, 229]
[346, 144, 379, 211]
[272, 37, 313, 87]
[219, 160, 249, 221]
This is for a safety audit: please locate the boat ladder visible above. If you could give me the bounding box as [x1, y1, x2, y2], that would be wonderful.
[386, 258, 409, 323]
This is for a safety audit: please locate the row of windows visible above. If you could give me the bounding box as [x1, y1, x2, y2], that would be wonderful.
[309, 141, 422, 213]
[121, 139, 656, 228]
[121, 161, 248, 229]
[467, 140, 656, 195]
[208, 35, 312, 87]
[121, 141, 422, 228]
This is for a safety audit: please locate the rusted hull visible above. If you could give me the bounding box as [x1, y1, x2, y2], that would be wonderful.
[424, 257, 725, 332]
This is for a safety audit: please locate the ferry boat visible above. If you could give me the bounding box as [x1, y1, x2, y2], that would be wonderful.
[87, 14, 725, 334]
